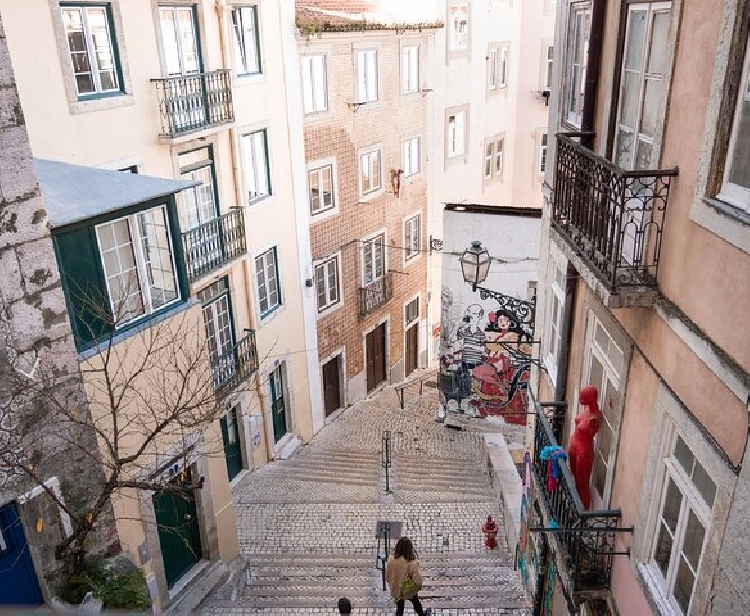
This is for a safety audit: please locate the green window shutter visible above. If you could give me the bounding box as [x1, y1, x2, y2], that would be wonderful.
[53, 228, 110, 350]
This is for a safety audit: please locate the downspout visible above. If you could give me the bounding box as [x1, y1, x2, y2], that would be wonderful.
[580, 0, 606, 150]
[554, 262, 577, 403]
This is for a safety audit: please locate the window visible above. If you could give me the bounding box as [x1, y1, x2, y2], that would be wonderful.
[308, 164, 335, 215]
[650, 436, 715, 614]
[448, 4, 469, 52]
[720, 32, 750, 212]
[499, 44, 509, 87]
[614, 2, 672, 171]
[96, 205, 179, 325]
[360, 148, 382, 195]
[543, 44, 554, 89]
[177, 147, 217, 229]
[582, 315, 625, 505]
[404, 214, 421, 262]
[488, 48, 498, 89]
[488, 43, 509, 90]
[356, 49, 378, 103]
[362, 233, 385, 285]
[198, 278, 235, 367]
[159, 6, 200, 76]
[543, 248, 566, 378]
[484, 136, 505, 180]
[447, 110, 467, 158]
[255, 247, 281, 317]
[564, 3, 591, 127]
[539, 133, 548, 175]
[61, 4, 121, 97]
[231, 6, 261, 76]
[315, 256, 340, 312]
[301, 54, 328, 113]
[403, 136, 421, 177]
[402, 45, 419, 94]
[405, 297, 419, 325]
[242, 129, 271, 202]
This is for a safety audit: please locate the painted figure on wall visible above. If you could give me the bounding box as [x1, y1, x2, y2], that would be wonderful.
[567, 386, 601, 510]
[438, 288, 531, 423]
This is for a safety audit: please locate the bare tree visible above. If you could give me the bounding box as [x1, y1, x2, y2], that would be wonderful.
[0, 290, 258, 582]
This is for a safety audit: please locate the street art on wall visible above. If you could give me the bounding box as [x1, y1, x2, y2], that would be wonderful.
[438, 286, 531, 423]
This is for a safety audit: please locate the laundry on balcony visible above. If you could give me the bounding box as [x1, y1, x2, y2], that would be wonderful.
[540, 445, 567, 492]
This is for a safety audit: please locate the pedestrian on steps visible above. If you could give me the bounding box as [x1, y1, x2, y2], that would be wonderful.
[338, 597, 352, 614]
[385, 537, 432, 616]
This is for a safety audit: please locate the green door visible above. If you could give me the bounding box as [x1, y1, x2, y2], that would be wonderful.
[270, 365, 287, 443]
[153, 468, 202, 588]
[220, 407, 243, 481]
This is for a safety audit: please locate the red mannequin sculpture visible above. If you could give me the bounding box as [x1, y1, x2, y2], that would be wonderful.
[567, 386, 601, 510]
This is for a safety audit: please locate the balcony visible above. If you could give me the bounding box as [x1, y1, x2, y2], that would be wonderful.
[152, 70, 233, 139]
[212, 331, 258, 392]
[551, 133, 678, 307]
[182, 208, 247, 284]
[532, 401, 631, 604]
[359, 273, 393, 317]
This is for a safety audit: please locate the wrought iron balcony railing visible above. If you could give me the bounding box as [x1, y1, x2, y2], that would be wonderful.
[212, 331, 258, 392]
[551, 133, 678, 291]
[182, 208, 246, 284]
[359, 273, 393, 317]
[533, 401, 627, 594]
[151, 70, 233, 138]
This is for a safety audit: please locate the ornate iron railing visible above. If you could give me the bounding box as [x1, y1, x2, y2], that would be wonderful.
[359, 273, 393, 317]
[533, 401, 624, 593]
[151, 70, 233, 137]
[182, 208, 246, 283]
[213, 331, 258, 392]
[551, 134, 678, 290]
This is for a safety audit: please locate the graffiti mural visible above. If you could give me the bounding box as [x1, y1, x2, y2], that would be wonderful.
[438, 287, 531, 423]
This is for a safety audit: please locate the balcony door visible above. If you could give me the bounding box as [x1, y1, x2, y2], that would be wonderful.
[613, 2, 671, 266]
[198, 278, 236, 389]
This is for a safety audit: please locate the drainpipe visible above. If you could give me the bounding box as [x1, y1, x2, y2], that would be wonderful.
[554, 263, 577, 403]
[580, 0, 606, 150]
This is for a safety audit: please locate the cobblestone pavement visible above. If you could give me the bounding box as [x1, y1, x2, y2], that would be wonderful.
[201, 372, 530, 615]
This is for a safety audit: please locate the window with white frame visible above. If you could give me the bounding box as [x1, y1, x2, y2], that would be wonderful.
[198, 277, 235, 367]
[447, 110, 467, 158]
[231, 6, 261, 76]
[96, 205, 179, 325]
[495, 137, 504, 176]
[308, 164, 335, 215]
[403, 136, 421, 177]
[498, 44, 509, 87]
[62, 4, 121, 97]
[543, 43, 554, 89]
[159, 6, 200, 76]
[614, 2, 672, 171]
[315, 256, 340, 312]
[360, 148, 382, 195]
[402, 45, 419, 94]
[362, 233, 385, 285]
[255, 247, 281, 317]
[539, 133, 548, 175]
[448, 4, 469, 52]
[242, 129, 271, 202]
[488, 48, 498, 89]
[301, 54, 328, 113]
[720, 32, 750, 212]
[356, 49, 378, 103]
[564, 2, 591, 127]
[582, 314, 625, 505]
[405, 296, 419, 325]
[404, 214, 421, 261]
[543, 248, 566, 378]
[650, 435, 715, 614]
[484, 136, 505, 180]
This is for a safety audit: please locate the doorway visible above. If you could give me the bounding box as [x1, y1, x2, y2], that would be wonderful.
[152, 467, 202, 588]
[270, 364, 288, 443]
[0, 502, 43, 606]
[322, 355, 342, 417]
[366, 322, 387, 392]
[220, 406, 243, 481]
[405, 324, 418, 377]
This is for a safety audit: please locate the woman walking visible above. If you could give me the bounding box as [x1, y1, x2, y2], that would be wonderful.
[385, 537, 431, 616]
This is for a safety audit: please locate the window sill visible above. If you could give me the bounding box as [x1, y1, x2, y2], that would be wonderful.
[359, 188, 385, 203]
[637, 563, 679, 616]
[259, 303, 285, 326]
[248, 194, 273, 208]
[234, 72, 265, 85]
[689, 196, 750, 255]
[316, 301, 344, 320]
[69, 92, 135, 115]
[309, 206, 339, 224]
[404, 254, 422, 267]
[303, 108, 333, 121]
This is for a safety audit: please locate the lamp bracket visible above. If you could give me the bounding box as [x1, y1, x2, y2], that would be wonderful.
[475, 285, 536, 341]
[429, 235, 443, 254]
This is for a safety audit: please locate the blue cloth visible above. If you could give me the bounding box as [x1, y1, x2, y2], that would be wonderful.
[539, 445, 564, 461]
[550, 450, 568, 480]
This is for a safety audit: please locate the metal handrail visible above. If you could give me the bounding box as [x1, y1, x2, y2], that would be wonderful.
[212, 330, 258, 392]
[182, 208, 246, 283]
[358, 273, 393, 317]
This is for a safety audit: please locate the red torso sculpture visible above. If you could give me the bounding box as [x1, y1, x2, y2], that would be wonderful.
[567, 386, 601, 510]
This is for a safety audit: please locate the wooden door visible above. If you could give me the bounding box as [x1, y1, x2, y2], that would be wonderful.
[366, 323, 387, 392]
[270, 365, 287, 443]
[0, 502, 42, 606]
[322, 356, 341, 416]
[405, 323, 418, 377]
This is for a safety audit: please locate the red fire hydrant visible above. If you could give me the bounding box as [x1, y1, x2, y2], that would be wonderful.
[482, 515, 499, 549]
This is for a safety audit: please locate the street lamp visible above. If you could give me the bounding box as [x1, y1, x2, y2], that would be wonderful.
[460, 241, 491, 292]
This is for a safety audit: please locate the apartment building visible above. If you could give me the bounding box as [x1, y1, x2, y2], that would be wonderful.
[0, 0, 322, 606]
[426, 0, 556, 362]
[295, 1, 439, 411]
[528, 0, 750, 614]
